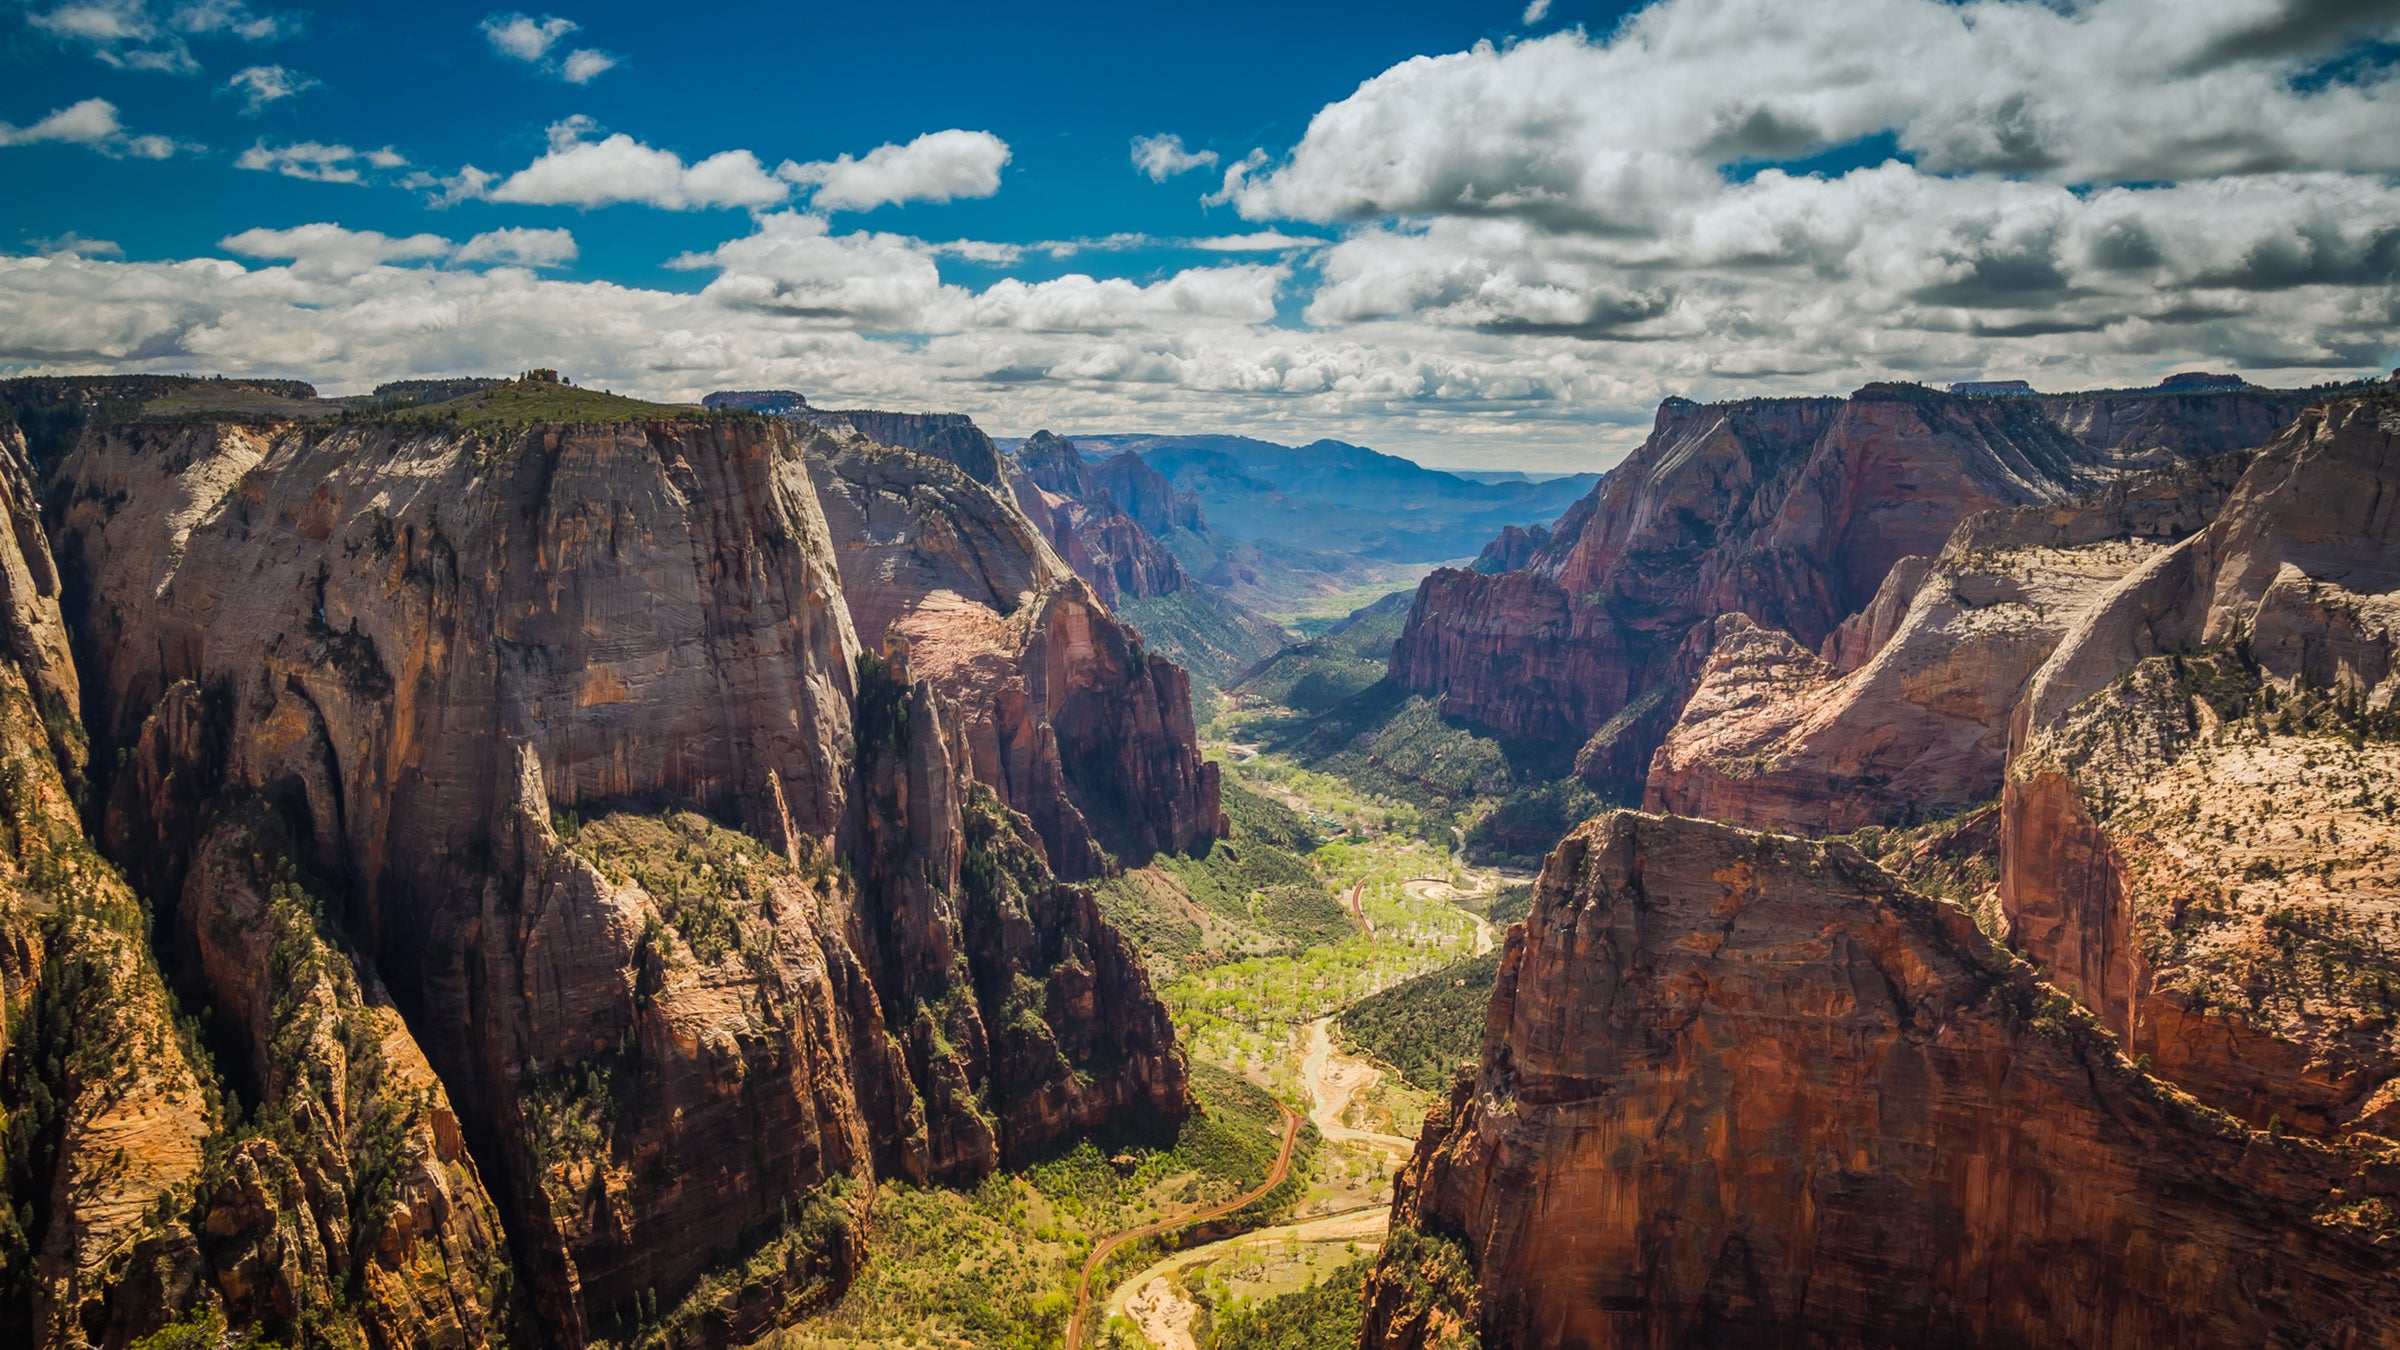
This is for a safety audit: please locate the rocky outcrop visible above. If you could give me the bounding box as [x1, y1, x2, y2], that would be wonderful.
[1087, 449, 1204, 537]
[1363, 810, 2400, 1349]
[1008, 431, 1192, 607]
[809, 432, 1222, 875]
[1468, 523, 1546, 575]
[1646, 452, 2254, 832]
[177, 802, 516, 1346]
[789, 408, 1003, 486]
[44, 391, 1194, 1346]
[1394, 383, 2326, 794]
[0, 416, 221, 1350]
[52, 409, 882, 1342]
[849, 649, 1186, 1180]
[2000, 392, 2400, 1136]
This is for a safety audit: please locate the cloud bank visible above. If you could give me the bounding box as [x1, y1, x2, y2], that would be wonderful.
[4, 0, 2396, 469]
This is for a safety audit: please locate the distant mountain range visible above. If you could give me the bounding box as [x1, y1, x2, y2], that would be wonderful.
[1056, 433, 1600, 565]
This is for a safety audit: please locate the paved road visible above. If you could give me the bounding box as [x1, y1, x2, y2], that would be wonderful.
[1062, 1099, 1302, 1348]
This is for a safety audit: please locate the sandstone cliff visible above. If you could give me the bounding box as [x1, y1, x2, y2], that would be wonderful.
[2000, 392, 2400, 1136]
[1393, 383, 2325, 794]
[808, 431, 1223, 875]
[1647, 452, 2253, 832]
[1363, 810, 2400, 1349]
[790, 408, 1003, 486]
[0, 417, 221, 1349]
[30, 383, 1195, 1346]
[1008, 431, 1190, 608]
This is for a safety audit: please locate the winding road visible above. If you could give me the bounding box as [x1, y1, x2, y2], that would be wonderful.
[1062, 1099, 1302, 1348]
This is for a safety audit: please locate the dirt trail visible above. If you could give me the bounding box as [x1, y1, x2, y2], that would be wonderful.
[1064, 1100, 1301, 1348]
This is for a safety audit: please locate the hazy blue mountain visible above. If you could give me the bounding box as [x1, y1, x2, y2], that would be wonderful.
[1062, 433, 1600, 564]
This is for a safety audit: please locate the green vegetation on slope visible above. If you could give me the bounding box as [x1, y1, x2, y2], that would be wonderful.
[1338, 951, 1502, 1093]
[1231, 593, 1409, 714]
[1095, 782, 1349, 979]
[1201, 1255, 1373, 1350]
[385, 377, 745, 429]
[772, 1065, 1290, 1350]
[1119, 587, 1290, 700]
[1249, 681, 1608, 866]
[561, 808, 810, 967]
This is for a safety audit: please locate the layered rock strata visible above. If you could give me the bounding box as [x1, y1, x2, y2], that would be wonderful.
[38, 397, 1194, 1346]
[1647, 452, 2253, 831]
[1363, 810, 2400, 1349]
[1395, 384, 2326, 793]
[2001, 392, 2400, 1136]
[1009, 431, 1190, 607]
[0, 418, 220, 1349]
[808, 431, 1222, 875]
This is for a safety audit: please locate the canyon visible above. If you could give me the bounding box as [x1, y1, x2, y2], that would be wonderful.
[1358, 386, 2400, 1347]
[0, 376, 1211, 1348]
[7, 367, 2397, 1350]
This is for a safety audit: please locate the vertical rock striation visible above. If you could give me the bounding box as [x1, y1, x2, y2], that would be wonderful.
[808, 431, 1222, 875]
[39, 390, 1196, 1346]
[1363, 810, 2400, 1349]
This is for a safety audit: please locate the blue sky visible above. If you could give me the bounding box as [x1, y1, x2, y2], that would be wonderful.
[3, 0, 2396, 469]
[5, 2, 1609, 290]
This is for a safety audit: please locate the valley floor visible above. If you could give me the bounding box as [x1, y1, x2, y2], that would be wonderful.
[768, 734, 1506, 1350]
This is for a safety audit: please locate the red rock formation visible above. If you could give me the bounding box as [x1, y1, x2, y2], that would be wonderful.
[1999, 392, 2400, 1136]
[1647, 452, 2253, 832]
[1394, 384, 2327, 794]
[47, 391, 1195, 1345]
[1008, 430, 1193, 607]
[810, 432, 1222, 874]
[0, 418, 221, 1349]
[1468, 523, 1546, 574]
[1363, 810, 2400, 1349]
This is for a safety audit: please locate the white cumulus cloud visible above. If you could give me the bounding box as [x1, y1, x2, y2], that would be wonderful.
[1130, 133, 1219, 182]
[451, 226, 578, 268]
[236, 139, 408, 183]
[559, 47, 616, 83]
[481, 11, 618, 84]
[480, 10, 575, 60]
[482, 118, 787, 210]
[218, 221, 577, 278]
[780, 130, 1012, 213]
[0, 97, 180, 157]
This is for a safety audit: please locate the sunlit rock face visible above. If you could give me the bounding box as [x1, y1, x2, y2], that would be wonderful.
[1392, 383, 2325, 795]
[1362, 810, 2400, 1350]
[44, 403, 1196, 1346]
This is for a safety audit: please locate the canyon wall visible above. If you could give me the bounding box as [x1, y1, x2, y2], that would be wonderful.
[810, 431, 1223, 875]
[1647, 451, 2255, 831]
[1008, 430, 1191, 607]
[1393, 384, 2325, 795]
[1362, 810, 2400, 1349]
[1999, 392, 2400, 1136]
[7, 391, 1200, 1347]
